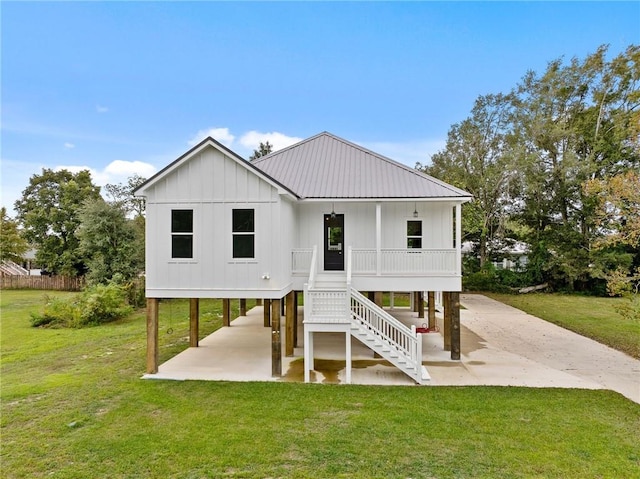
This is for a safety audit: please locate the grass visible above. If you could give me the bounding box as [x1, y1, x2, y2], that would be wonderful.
[2, 290, 640, 478]
[486, 293, 640, 359]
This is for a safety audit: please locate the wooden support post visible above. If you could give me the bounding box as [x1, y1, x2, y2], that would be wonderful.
[263, 299, 271, 327]
[451, 292, 461, 360]
[428, 291, 436, 329]
[367, 291, 375, 302]
[374, 291, 383, 307]
[285, 291, 295, 357]
[413, 291, 419, 312]
[271, 298, 282, 377]
[222, 298, 231, 327]
[281, 298, 285, 316]
[239, 298, 247, 316]
[146, 298, 159, 374]
[417, 291, 425, 319]
[443, 292, 451, 351]
[293, 291, 299, 347]
[189, 298, 199, 347]
[256, 298, 263, 306]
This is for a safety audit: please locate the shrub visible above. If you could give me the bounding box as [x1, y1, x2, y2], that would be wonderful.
[30, 294, 81, 328]
[79, 283, 132, 326]
[30, 283, 133, 328]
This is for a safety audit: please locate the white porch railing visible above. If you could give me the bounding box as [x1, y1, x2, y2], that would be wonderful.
[292, 248, 314, 274]
[294, 247, 457, 276]
[349, 248, 457, 275]
[305, 289, 350, 324]
[350, 288, 422, 373]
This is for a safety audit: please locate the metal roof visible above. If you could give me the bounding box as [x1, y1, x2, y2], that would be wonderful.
[251, 132, 471, 200]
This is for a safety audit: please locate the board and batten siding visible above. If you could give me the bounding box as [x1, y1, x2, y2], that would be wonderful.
[144, 146, 295, 298]
[294, 201, 454, 253]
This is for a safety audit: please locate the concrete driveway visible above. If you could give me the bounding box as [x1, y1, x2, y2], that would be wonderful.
[450, 294, 640, 404]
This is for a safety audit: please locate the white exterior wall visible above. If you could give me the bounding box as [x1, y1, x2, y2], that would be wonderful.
[143, 146, 295, 298]
[294, 201, 454, 252]
[381, 202, 454, 249]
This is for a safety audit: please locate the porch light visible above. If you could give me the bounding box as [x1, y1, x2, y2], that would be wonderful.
[331, 203, 336, 219]
[413, 203, 419, 218]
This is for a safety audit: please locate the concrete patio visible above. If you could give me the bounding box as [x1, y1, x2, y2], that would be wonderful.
[143, 294, 640, 404]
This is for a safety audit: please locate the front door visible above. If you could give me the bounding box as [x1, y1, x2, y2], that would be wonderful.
[324, 214, 344, 271]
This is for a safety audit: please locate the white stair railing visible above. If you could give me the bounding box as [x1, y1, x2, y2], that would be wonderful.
[350, 288, 422, 373]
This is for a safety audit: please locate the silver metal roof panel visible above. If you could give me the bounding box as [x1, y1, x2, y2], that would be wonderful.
[252, 132, 471, 200]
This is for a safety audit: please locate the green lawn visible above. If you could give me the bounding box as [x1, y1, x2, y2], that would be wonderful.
[2, 290, 639, 478]
[487, 293, 640, 359]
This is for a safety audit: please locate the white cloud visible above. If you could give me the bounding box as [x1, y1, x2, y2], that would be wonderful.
[188, 127, 235, 147]
[54, 160, 157, 188]
[358, 139, 446, 168]
[64, 142, 75, 149]
[96, 105, 109, 113]
[239, 131, 303, 152]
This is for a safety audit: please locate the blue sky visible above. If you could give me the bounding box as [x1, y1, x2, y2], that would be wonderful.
[2, 1, 638, 214]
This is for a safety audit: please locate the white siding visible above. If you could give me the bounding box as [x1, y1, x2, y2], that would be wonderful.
[381, 202, 454, 249]
[144, 145, 293, 298]
[295, 201, 453, 252]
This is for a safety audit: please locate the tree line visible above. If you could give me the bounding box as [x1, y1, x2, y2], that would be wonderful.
[418, 44, 639, 298]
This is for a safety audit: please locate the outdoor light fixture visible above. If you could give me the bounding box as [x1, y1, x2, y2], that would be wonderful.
[413, 203, 419, 218]
[331, 203, 336, 219]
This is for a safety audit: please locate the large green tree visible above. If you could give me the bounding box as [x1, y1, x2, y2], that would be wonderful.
[78, 197, 144, 285]
[511, 45, 639, 290]
[0, 207, 29, 263]
[422, 93, 519, 267]
[15, 168, 101, 276]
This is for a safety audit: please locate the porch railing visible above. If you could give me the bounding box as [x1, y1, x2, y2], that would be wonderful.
[350, 288, 422, 371]
[343, 248, 458, 275]
[292, 248, 314, 274]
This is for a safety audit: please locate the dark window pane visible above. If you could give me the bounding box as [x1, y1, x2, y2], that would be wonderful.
[233, 209, 254, 232]
[172, 210, 193, 233]
[407, 220, 422, 237]
[172, 235, 193, 258]
[407, 238, 422, 249]
[233, 235, 255, 258]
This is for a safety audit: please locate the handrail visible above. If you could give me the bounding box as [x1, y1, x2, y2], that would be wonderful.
[350, 288, 420, 367]
[308, 245, 318, 290]
[346, 246, 353, 286]
[346, 246, 353, 319]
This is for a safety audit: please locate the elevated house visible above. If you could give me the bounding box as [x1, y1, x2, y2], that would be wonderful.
[135, 132, 472, 384]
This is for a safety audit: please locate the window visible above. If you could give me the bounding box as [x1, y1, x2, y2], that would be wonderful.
[171, 210, 193, 258]
[232, 209, 255, 258]
[407, 220, 422, 249]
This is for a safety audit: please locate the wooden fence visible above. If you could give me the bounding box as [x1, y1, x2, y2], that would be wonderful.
[0, 275, 86, 291]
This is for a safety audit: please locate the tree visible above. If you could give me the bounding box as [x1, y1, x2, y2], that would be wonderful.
[586, 170, 640, 249]
[0, 207, 29, 263]
[15, 168, 101, 276]
[249, 141, 273, 160]
[103, 174, 147, 218]
[510, 45, 639, 290]
[421, 93, 518, 267]
[77, 197, 144, 285]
